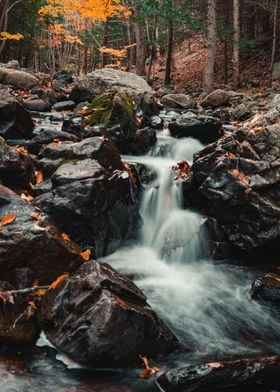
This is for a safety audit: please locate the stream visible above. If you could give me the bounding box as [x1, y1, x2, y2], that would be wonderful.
[1, 125, 280, 391]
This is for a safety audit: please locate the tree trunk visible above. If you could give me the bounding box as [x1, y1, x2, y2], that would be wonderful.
[233, 0, 240, 89]
[101, 20, 109, 68]
[134, 1, 146, 75]
[270, 0, 278, 84]
[165, 17, 173, 85]
[204, 0, 217, 94]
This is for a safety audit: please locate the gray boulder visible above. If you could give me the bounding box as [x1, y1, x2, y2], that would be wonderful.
[0, 68, 39, 89]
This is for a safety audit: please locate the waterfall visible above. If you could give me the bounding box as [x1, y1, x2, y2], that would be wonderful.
[105, 133, 280, 362]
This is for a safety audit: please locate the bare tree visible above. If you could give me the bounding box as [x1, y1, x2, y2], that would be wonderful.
[233, 0, 240, 89]
[204, 0, 217, 94]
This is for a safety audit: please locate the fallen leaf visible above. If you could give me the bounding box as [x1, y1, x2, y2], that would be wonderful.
[16, 146, 28, 154]
[35, 171, 44, 185]
[48, 274, 68, 290]
[31, 213, 41, 221]
[0, 291, 14, 306]
[1, 214, 16, 226]
[208, 362, 223, 368]
[20, 193, 34, 203]
[61, 233, 70, 241]
[33, 289, 47, 296]
[139, 355, 160, 379]
[230, 169, 250, 186]
[80, 249, 91, 261]
[113, 295, 130, 309]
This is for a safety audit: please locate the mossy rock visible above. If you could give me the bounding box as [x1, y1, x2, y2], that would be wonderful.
[88, 92, 137, 137]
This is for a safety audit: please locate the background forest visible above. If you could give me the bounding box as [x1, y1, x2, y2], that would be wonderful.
[0, 0, 279, 92]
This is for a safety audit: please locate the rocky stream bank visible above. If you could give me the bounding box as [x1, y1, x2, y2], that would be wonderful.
[1, 62, 280, 391]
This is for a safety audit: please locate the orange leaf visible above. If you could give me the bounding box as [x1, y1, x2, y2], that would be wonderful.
[20, 193, 34, 203]
[1, 214, 16, 226]
[230, 169, 250, 186]
[35, 171, 44, 185]
[139, 355, 160, 379]
[48, 274, 68, 290]
[61, 232, 70, 241]
[16, 146, 28, 154]
[31, 213, 41, 221]
[80, 249, 91, 261]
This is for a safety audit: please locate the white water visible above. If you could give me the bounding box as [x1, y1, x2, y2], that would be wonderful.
[105, 133, 280, 362]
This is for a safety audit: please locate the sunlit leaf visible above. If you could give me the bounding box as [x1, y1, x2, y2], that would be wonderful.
[1, 214, 16, 226]
[48, 274, 68, 290]
[80, 249, 91, 261]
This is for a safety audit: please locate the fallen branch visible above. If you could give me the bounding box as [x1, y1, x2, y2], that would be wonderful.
[7, 285, 49, 295]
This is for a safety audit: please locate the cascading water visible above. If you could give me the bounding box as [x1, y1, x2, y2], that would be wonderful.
[106, 131, 280, 365]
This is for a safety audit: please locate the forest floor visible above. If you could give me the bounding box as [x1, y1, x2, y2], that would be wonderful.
[152, 34, 276, 94]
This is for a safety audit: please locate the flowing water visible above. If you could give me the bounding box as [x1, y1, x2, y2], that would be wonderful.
[2, 128, 280, 391]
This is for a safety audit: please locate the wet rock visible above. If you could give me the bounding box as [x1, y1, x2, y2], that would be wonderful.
[251, 273, 280, 305]
[156, 356, 280, 392]
[39, 137, 123, 171]
[169, 113, 223, 143]
[52, 100, 76, 111]
[231, 103, 253, 121]
[183, 124, 280, 257]
[23, 97, 50, 112]
[201, 89, 231, 108]
[0, 68, 39, 89]
[61, 115, 84, 137]
[160, 94, 195, 110]
[27, 128, 79, 154]
[0, 90, 34, 139]
[0, 137, 35, 188]
[70, 67, 153, 102]
[0, 281, 39, 345]
[34, 160, 139, 257]
[40, 260, 177, 368]
[0, 185, 82, 284]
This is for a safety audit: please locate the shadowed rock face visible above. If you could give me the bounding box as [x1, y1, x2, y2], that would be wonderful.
[156, 356, 280, 392]
[40, 260, 177, 368]
[0, 186, 82, 284]
[34, 137, 140, 257]
[0, 90, 34, 140]
[182, 125, 280, 258]
[0, 137, 35, 188]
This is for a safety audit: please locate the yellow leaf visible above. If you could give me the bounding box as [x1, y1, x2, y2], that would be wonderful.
[33, 289, 47, 296]
[80, 249, 91, 261]
[1, 214, 16, 226]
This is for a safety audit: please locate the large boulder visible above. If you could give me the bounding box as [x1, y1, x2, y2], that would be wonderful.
[34, 137, 139, 257]
[0, 90, 34, 139]
[183, 124, 280, 258]
[0, 68, 39, 89]
[156, 356, 280, 392]
[201, 89, 231, 108]
[69, 68, 153, 103]
[0, 186, 82, 284]
[169, 113, 223, 143]
[160, 94, 195, 110]
[0, 137, 35, 188]
[40, 260, 177, 368]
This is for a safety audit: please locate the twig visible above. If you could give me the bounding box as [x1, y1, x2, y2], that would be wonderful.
[7, 285, 49, 295]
